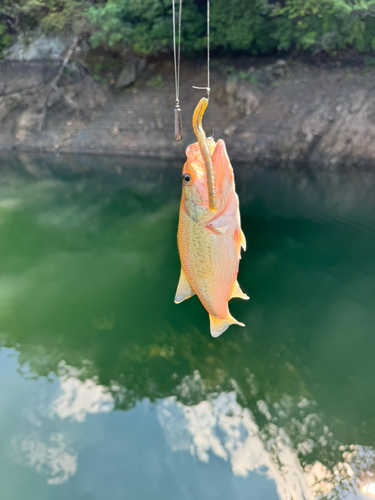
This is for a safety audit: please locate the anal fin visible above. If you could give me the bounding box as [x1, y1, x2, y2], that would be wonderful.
[174, 268, 195, 304]
[231, 281, 249, 301]
[209, 314, 245, 338]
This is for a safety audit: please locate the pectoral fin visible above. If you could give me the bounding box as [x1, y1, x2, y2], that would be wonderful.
[214, 225, 228, 234]
[241, 229, 246, 251]
[174, 268, 195, 304]
[209, 314, 245, 338]
[231, 281, 249, 300]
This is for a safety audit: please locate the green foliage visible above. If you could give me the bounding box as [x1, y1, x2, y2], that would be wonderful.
[210, 0, 275, 54]
[0, 23, 13, 55]
[86, 0, 204, 55]
[0, 0, 87, 55]
[271, 0, 375, 54]
[147, 74, 164, 88]
[1, 0, 86, 33]
[3, 0, 375, 58]
[364, 55, 375, 65]
[249, 72, 258, 85]
[0, 1, 15, 54]
[84, 0, 375, 57]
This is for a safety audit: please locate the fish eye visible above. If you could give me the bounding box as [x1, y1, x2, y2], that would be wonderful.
[182, 173, 192, 186]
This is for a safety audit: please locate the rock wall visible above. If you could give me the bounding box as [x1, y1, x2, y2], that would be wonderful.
[1, 56, 375, 170]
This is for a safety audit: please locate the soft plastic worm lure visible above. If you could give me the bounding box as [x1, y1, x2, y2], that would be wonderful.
[192, 97, 217, 213]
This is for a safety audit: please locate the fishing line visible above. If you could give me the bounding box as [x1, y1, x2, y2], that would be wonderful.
[192, 0, 210, 99]
[172, 0, 182, 141]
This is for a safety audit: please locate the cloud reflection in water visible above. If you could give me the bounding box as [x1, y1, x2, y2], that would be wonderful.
[49, 362, 114, 422]
[1, 349, 373, 500]
[11, 433, 77, 485]
[6, 356, 115, 486]
[157, 391, 314, 500]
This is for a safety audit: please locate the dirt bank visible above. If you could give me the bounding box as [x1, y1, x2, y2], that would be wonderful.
[1, 55, 375, 169]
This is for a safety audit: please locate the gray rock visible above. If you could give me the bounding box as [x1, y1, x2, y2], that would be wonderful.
[0, 93, 21, 124]
[0, 61, 58, 96]
[237, 86, 260, 115]
[225, 78, 238, 96]
[223, 78, 260, 116]
[275, 59, 287, 67]
[224, 78, 238, 109]
[16, 109, 43, 141]
[272, 67, 285, 77]
[3, 58, 375, 170]
[4, 30, 74, 61]
[224, 124, 237, 137]
[115, 59, 146, 90]
[136, 58, 146, 73]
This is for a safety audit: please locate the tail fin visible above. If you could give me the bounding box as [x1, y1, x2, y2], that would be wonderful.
[209, 314, 245, 338]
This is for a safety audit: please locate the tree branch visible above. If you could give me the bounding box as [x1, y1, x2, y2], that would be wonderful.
[38, 33, 81, 132]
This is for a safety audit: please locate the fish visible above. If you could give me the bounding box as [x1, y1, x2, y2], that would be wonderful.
[174, 136, 248, 337]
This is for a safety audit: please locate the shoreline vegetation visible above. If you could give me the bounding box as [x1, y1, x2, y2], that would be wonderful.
[1, 0, 375, 168]
[3, 0, 375, 58]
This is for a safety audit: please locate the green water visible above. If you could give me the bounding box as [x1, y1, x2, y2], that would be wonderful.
[0, 153, 374, 500]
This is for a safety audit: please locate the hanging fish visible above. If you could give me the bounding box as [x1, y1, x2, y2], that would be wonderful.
[175, 99, 248, 337]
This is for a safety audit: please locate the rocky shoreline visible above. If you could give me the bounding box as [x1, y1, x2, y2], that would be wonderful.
[2, 54, 375, 170]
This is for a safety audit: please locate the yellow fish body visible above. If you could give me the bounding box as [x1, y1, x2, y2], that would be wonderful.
[175, 137, 248, 337]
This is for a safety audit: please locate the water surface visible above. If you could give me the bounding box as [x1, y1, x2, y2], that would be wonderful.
[0, 153, 374, 500]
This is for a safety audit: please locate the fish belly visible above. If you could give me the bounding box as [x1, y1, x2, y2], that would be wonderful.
[177, 210, 238, 319]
